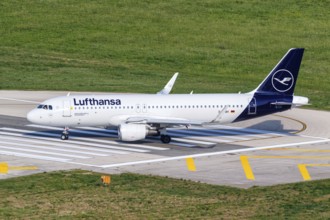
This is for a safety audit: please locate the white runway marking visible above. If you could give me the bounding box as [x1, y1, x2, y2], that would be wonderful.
[0, 131, 126, 154]
[170, 138, 215, 146]
[168, 129, 250, 141]
[186, 127, 269, 138]
[0, 129, 131, 154]
[210, 125, 288, 137]
[168, 132, 233, 143]
[85, 125, 273, 144]
[1, 127, 149, 153]
[0, 123, 298, 165]
[98, 139, 330, 168]
[27, 124, 117, 138]
[0, 142, 90, 159]
[38, 124, 198, 148]
[26, 124, 169, 151]
[27, 124, 287, 147]
[0, 136, 109, 157]
[0, 150, 71, 162]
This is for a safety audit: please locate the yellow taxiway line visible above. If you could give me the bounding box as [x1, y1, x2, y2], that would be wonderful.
[247, 155, 330, 159]
[240, 156, 330, 181]
[0, 162, 38, 174]
[266, 148, 330, 153]
[240, 156, 255, 180]
[298, 164, 330, 181]
[186, 157, 196, 172]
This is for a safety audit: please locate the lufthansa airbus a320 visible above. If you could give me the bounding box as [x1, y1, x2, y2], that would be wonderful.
[27, 48, 309, 143]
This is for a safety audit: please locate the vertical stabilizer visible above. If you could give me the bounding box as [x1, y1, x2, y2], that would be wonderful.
[253, 48, 304, 96]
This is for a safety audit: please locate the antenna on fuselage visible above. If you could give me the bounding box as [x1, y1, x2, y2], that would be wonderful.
[67, 92, 71, 96]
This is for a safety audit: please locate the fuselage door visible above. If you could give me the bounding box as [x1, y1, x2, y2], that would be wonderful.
[136, 104, 147, 113]
[63, 100, 72, 117]
[248, 97, 257, 115]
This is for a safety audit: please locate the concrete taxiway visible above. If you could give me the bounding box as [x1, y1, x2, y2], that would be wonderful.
[0, 90, 329, 188]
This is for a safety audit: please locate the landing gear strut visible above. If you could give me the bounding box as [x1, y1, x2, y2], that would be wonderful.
[61, 127, 69, 140]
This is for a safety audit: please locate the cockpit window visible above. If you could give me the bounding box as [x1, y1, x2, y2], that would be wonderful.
[37, 105, 52, 110]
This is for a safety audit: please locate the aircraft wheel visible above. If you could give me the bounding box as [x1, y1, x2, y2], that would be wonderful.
[160, 135, 171, 144]
[61, 133, 69, 140]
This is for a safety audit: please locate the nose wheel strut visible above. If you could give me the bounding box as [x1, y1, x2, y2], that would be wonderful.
[61, 127, 69, 140]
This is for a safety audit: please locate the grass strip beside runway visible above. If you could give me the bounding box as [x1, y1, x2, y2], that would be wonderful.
[0, 170, 329, 219]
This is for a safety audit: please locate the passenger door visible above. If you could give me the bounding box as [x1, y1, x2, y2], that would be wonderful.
[63, 100, 72, 117]
[248, 98, 257, 115]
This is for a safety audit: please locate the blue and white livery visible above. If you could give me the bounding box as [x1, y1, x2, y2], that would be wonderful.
[27, 48, 309, 143]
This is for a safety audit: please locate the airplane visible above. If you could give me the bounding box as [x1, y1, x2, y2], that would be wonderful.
[27, 48, 309, 144]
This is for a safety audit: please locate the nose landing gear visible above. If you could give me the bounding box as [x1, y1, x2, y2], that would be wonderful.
[61, 127, 69, 140]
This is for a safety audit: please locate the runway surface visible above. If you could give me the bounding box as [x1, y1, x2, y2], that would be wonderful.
[1, 90, 329, 188]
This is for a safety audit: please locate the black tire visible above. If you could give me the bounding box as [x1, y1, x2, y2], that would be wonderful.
[61, 134, 68, 140]
[160, 135, 171, 144]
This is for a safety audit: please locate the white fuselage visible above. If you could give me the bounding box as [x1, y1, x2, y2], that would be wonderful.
[27, 93, 254, 127]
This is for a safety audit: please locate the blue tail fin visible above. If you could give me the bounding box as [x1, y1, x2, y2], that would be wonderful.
[235, 48, 305, 123]
[253, 48, 304, 95]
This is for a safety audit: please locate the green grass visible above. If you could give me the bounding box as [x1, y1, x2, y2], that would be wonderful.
[0, 170, 329, 219]
[0, 0, 329, 110]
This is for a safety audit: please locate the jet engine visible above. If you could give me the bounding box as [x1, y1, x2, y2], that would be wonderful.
[118, 124, 148, 141]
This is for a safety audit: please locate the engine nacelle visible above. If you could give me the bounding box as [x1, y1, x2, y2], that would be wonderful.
[118, 124, 148, 141]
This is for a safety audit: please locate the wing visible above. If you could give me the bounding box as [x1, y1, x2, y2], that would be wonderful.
[125, 115, 203, 128]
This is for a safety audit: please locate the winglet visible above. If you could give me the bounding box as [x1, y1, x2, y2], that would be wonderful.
[157, 72, 179, 95]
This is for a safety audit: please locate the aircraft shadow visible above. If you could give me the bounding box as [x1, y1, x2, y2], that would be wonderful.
[22, 120, 297, 140]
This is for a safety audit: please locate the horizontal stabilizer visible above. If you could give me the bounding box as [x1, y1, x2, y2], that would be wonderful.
[271, 96, 309, 107]
[270, 102, 293, 106]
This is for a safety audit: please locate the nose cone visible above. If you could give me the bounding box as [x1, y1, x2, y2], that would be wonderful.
[27, 110, 39, 124]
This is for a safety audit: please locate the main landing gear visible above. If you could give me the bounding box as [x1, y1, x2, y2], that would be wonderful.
[159, 128, 171, 144]
[160, 135, 171, 144]
[61, 127, 69, 140]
